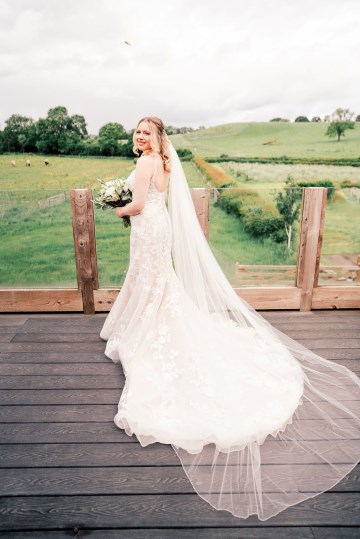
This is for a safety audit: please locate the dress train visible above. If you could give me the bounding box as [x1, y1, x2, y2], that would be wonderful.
[100, 158, 360, 520]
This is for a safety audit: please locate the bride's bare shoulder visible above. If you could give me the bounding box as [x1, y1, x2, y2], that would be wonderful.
[136, 154, 154, 169]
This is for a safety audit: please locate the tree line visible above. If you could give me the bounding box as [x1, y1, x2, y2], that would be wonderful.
[271, 108, 358, 141]
[1, 106, 357, 157]
[0, 106, 200, 157]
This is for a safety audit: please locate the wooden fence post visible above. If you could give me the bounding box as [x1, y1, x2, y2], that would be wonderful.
[296, 187, 327, 311]
[70, 189, 99, 314]
[191, 188, 210, 240]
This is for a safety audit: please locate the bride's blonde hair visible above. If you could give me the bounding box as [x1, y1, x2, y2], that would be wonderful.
[133, 116, 171, 172]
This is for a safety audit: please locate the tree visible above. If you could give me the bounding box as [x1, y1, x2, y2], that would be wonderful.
[325, 108, 355, 142]
[274, 177, 302, 252]
[3, 114, 37, 152]
[356, 115, 360, 122]
[71, 114, 88, 138]
[294, 116, 309, 122]
[116, 137, 136, 158]
[36, 106, 88, 154]
[98, 123, 127, 156]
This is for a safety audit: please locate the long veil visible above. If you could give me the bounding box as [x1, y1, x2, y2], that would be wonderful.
[167, 142, 360, 520]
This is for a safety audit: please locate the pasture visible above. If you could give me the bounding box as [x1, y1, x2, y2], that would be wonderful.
[0, 120, 359, 288]
[171, 121, 360, 159]
[0, 154, 134, 191]
[215, 161, 360, 262]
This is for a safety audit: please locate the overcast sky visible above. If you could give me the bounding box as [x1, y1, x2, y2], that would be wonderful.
[1, 0, 359, 134]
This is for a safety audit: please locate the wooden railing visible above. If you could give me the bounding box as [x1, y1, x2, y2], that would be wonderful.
[0, 187, 359, 313]
[235, 263, 360, 287]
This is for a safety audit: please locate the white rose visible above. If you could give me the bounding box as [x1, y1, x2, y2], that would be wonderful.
[105, 186, 115, 196]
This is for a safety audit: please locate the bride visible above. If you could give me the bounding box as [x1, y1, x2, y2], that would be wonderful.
[100, 116, 359, 520]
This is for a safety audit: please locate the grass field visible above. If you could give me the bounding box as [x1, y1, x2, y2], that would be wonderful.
[0, 154, 136, 287]
[0, 154, 134, 191]
[0, 121, 359, 288]
[212, 161, 360, 262]
[220, 162, 360, 186]
[172, 121, 360, 159]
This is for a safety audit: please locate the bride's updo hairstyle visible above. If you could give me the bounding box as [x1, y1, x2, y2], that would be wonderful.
[133, 116, 171, 173]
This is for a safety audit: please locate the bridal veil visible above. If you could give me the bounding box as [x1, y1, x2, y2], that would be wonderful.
[167, 142, 360, 520]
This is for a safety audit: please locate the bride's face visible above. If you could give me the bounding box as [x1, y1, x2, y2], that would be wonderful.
[136, 121, 152, 153]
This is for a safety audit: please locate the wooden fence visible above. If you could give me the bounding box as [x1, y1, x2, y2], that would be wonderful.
[0, 187, 359, 313]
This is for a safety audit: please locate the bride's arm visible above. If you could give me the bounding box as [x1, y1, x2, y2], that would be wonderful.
[115, 156, 152, 217]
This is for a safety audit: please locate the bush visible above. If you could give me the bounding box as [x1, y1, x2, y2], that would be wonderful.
[242, 207, 283, 238]
[176, 148, 194, 160]
[194, 156, 236, 188]
[340, 179, 360, 189]
[216, 188, 244, 216]
[297, 180, 335, 200]
[193, 158, 285, 241]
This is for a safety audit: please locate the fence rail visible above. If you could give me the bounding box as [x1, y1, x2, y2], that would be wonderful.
[0, 187, 359, 313]
[235, 263, 360, 286]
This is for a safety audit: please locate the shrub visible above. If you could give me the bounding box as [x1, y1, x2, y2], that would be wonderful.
[193, 156, 236, 188]
[340, 179, 360, 188]
[216, 188, 244, 216]
[242, 207, 283, 238]
[176, 148, 194, 160]
[193, 157, 283, 241]
[297, 180, 335, 200]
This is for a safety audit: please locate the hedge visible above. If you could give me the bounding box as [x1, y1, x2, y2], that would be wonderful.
[193, 156, 283, 239]
[205, 156, 360, 167]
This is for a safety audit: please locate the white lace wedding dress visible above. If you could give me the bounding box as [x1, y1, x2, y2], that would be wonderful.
[100, 156, 360, 520]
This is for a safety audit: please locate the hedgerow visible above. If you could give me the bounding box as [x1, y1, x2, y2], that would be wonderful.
[193, 156, 283, 240]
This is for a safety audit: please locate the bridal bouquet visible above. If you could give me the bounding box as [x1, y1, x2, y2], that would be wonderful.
[93, 178, 132, 227]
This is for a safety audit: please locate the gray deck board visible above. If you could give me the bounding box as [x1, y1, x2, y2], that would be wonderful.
[0, 493, 360, 529]
[0, 465, 359, 495]
[0, 529, 319, 539]
[0, 310, 359, 536]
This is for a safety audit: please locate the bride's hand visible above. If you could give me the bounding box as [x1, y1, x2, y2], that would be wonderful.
[115, 207, 123, 218]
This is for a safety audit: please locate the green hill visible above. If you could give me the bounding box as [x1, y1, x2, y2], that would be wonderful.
[171, 122, 360, 159]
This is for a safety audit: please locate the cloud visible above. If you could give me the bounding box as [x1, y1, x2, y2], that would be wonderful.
[0, 0, 359, 132]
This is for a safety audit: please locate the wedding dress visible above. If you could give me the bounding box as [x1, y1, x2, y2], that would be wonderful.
[100, 144, 360, 520]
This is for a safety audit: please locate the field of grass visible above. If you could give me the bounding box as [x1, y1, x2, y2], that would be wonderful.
[220, 162, 360, 187]
[1, 122, 359, 288]
[321, 198, 360, 260]
[0, 196, 134, 288]
[0, 154, 136, 287]
[0, 154, 134, 191]
[0, 159, 209, 288]
[213, 161, 360, 261]
[172, 122, 360, 159]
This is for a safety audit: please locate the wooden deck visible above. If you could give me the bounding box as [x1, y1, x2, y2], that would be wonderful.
[0, 310, 359, 538]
